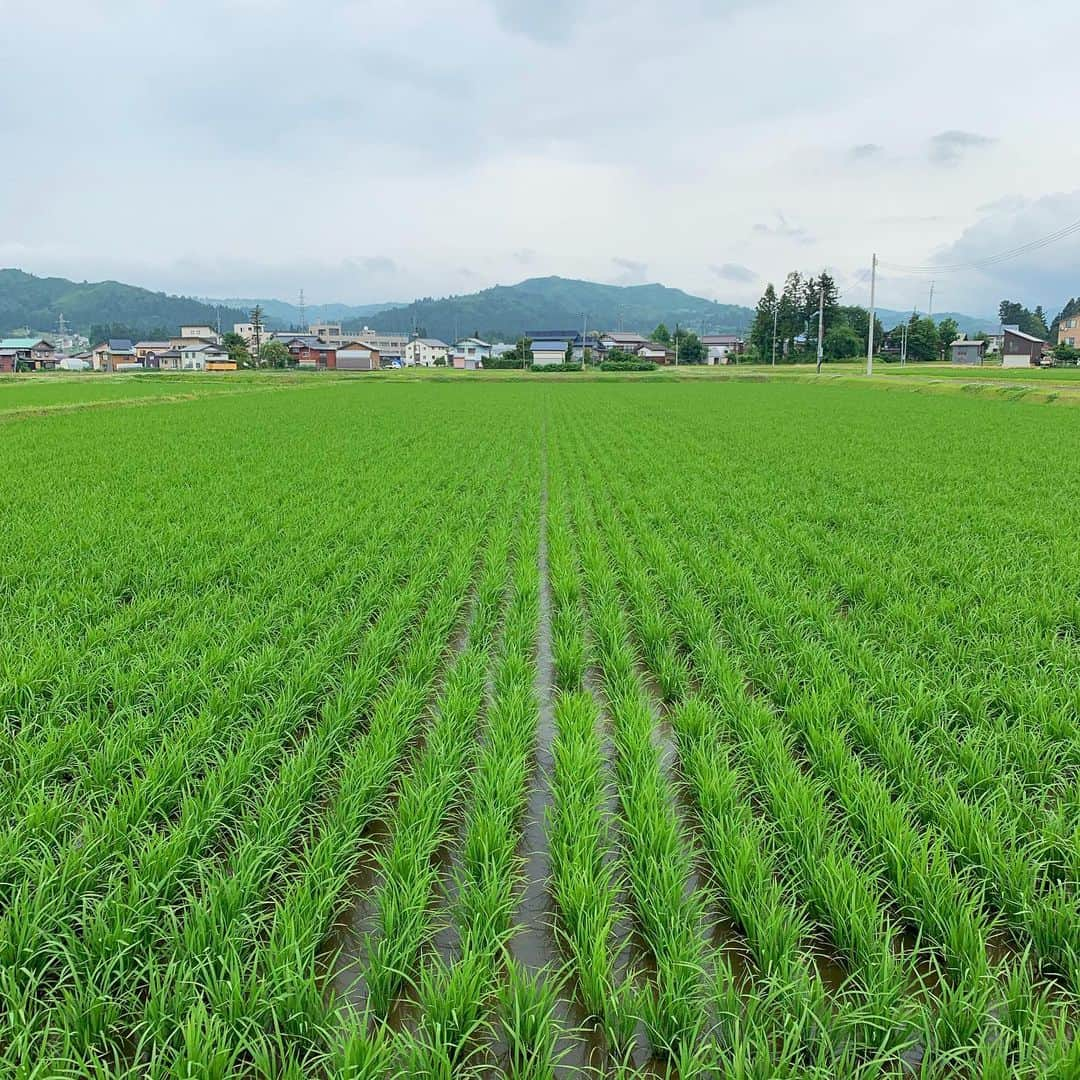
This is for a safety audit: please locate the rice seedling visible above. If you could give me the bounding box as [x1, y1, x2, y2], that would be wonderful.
[6, 377, 1080, 1076]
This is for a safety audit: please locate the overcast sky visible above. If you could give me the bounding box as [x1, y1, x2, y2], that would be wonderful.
[3, 0, 1078, 317]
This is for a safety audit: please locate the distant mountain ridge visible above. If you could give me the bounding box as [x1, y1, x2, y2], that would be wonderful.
[876, 308, 998, 335]
[0, 269, 248, 340]
[210, 297, 406, 327]
[349, 276, 756, 342]
[1, 268, 998, 344]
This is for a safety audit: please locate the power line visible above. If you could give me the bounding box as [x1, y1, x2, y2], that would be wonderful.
[879, 216, 1080, 274]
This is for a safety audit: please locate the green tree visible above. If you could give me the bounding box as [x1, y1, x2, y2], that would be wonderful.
[1032, 305, 1050, 339]
[935, 317, 959, 358]
[1051, 342, 1079, 364]
[673, 327, 704, 363]
[565, 340, 574, 364]
[906, 315, 939, 361]
[650, 323, 672, 345]
[823, 321, 862, 360]
[778, 272, 804, 359]
[259, 339, 290, 369]
[750, 283, 779, 360]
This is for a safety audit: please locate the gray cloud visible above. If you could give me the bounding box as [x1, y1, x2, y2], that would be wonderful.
[752, 213, 814, 245]
[928, 129, 997, 165]
[345, 256, 399, 275]
[611, 257, 650, 285]
[492, 0, 576, 42]
[924, 188, 1080, 314]
[850, 143, 883, 160]
[710, 262, 758, 283]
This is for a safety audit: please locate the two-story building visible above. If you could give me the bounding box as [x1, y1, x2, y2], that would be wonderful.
[404, 338, 449, 366]
[92, 339, 137, 372]
[0, 337, 55, 371]
[1058, 315, 1079, 348]
[702, 334, 746, 364]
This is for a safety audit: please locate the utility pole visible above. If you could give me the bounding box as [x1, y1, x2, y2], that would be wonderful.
[771, 303, 778, 367]
[816, 283, 824, 375]
[928, 281, 935, 320]
[674, 321, 679, 367]
[299, 289, 307, 331]
[866, 253, 877, 376]
[581, 312, 587, 371]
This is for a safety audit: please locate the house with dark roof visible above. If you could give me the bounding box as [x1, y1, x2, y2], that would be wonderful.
[0, 337, 56, 371]
[1001, 326, 1046, 368]
[702, 334, 746, 364]
[92, 339, 136, 372]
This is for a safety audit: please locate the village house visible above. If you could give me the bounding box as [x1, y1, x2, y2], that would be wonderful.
[702, 334, 746, 364]
[1001, 327, 1046, 368]
[135, 340, 171, 363]
[404, 338, 449, 367]
[530, 339, 571, 368]
[1058, 315, 1079, 348]
[453, 337, 493, 363]
[178, 343, 230, 370]
[637, 343, 676, 364]
[0, 337, 56, 372]
[597, 331, 650, 355]
[92, 339, 136, 372]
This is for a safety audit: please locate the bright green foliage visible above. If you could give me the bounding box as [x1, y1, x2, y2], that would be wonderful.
[2, 376, 1079, 1077]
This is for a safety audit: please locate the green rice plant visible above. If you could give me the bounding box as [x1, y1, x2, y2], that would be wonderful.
[497, 960, 562, 1080]
[364, 515, 515, 1015]
[571, 485, 711, 1062]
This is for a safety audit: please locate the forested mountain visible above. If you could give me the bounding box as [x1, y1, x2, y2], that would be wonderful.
[211, 297, 405, 327]
[0, 269, 247, 340]
[350, 277, 755, 341]
[2, 267, 997, 347]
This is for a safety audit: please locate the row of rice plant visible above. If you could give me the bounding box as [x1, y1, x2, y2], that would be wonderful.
[9, 492, 489, 1071]
[545, 472, 633, 1057]
[568, 475, 713, 1067]
[0, 499, 431, 912]
[407, 506, 544, 1075]
[642, 467, 1080, 1012]
[362, 508, 517, 1016]
[157, 508, 501, 1077]
[583, 481, 847, 1075]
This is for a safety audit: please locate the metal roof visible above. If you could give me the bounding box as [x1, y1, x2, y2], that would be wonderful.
[0, 337, 52, 349]
[1004, 328, 1046, 344]
[413, 338, 449, 347]
[950, 338, 983, 347]
[531, 340, 571, 350]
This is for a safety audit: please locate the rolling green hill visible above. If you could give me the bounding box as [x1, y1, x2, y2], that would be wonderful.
[352, 277, 756, 341]
[0, 269, 248, 340]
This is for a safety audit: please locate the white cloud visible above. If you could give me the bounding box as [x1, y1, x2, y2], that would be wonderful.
[2, 0, 1079, 315]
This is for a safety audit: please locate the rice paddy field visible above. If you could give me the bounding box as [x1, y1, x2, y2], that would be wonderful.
[2, 375, 1079, 1078]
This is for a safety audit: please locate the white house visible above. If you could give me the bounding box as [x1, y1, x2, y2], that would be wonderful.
[453, 337, 493, 361]
[404, 338, 449, 367]
[531, 339, 570, 367]
[180, 344, 229, 370]
[702, 334, 744, 364]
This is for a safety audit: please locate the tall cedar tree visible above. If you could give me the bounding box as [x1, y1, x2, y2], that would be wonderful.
[750, 284, 779, 359]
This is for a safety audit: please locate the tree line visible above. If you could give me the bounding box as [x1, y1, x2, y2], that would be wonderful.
[748, 271, 883, 362]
